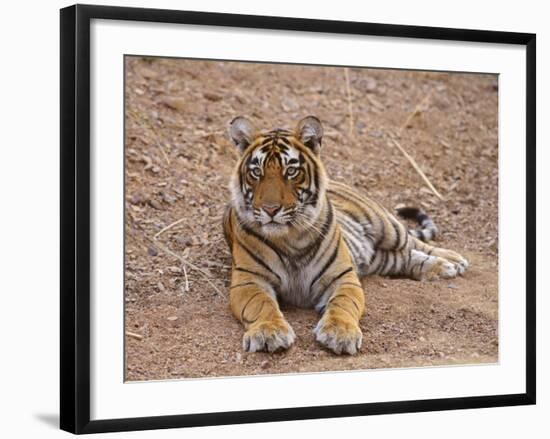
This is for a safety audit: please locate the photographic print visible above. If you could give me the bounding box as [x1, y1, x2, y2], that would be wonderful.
[61, 5, 536, 432]
[124, 57, 499, 381]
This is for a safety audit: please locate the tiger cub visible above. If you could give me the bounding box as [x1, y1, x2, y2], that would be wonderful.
[223, 116, 468, 355]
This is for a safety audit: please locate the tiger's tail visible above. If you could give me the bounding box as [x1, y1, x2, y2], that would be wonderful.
[396, 206, 438, 242]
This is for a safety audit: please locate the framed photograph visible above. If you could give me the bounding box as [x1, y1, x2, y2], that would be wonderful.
[60, 4, 536, 434]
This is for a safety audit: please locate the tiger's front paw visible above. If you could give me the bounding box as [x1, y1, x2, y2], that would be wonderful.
[243, 319, 296, 353]
[314, 315, 362, 355]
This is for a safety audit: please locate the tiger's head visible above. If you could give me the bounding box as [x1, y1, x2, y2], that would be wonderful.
[228, 116, 328, 237]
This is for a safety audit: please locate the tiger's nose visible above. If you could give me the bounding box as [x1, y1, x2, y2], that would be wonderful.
[262, 203, 281, 217]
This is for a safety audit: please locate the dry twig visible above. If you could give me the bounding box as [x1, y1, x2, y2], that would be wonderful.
[181, 264, 190, 293]
[154, 217, 191, 293]
[391, 92, 444, 200]
[125, 331, 143, 340]
[151, 237, 225, 297]
[130, 214, 224, 296]
[389, 137, 444, 201]
[153, 217, 188, 240]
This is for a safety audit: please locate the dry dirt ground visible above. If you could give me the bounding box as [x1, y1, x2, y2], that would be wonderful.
[124, 57, 498, 381]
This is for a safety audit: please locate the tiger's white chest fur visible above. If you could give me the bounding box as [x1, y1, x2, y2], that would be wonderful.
[276, 263, 320, 308]
[269, 212, 374, 309]
[261, 241, 320, 308]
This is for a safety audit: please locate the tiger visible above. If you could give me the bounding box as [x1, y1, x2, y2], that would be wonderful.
[223, 116, 468, 355]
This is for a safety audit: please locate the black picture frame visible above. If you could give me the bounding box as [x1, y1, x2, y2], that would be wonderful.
[60, 4, 536, 434]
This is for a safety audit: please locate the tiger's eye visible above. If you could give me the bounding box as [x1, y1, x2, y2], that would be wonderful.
[286, 167, 300, 178]
[249, 168, 261, 178]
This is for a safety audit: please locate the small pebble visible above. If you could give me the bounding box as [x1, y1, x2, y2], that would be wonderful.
[149, 199, 163, 210]
[130, 193, 144, 205]
[203, 92, 223, 102]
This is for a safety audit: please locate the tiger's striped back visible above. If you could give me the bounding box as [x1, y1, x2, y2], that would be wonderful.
[328, 180, 412, 276]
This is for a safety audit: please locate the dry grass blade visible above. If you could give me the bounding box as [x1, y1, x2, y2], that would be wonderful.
[389, 137, 444, 201]
[153, 217, 192, 293]
[392, 92, 444, 200]
[151, 238, 225, 297]
[125, 331, 143, 340]
[128, 212, 222, 296]
[154, 216, 187, 240]
[182, 264, 190, 293]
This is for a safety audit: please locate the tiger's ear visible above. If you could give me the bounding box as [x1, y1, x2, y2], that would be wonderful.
[295, 116, 323, 154]
[228, 116, 256, 153]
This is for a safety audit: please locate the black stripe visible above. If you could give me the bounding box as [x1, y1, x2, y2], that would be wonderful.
[306, 162, 313, 192]
[326, 301, 356, 319]
[309, 237, 340, 290]
[342, 235, 361, 264]
[240, 222, 289, 263]
[261, 137, 272, 146]
[405, 249, 412, 271]
[330, 189, 381, 246]
[327, 187, 370, 218]
[389, 252, 399, 274]
[402, 232, 409, 250]
[368, 251, 381, 272]
[384, 252, 394, 274]
[419, 255, 430, 273]
[308, 218, 339, 268]
[393, 218, 408, 250]
[377, 218, 386, 247]
[379, 251, 388, 274]
[338, 207, 364, 228]
[328, 294, 362, 315]
[230, 281, 258, 290]
[243, 300, 266, 325]
[312, 160, 320, 195]
[306, 161, 318, 206]
[237, 238, 281, 283]
[316, 266, 354, 299]
[294, 199, 334, 260]
[389, 219, 402, 250]
[277, 137, 292, 148]
[239, 154, 252, 193]
[240, 291, 264, 323]
[234, 266, 271, 282]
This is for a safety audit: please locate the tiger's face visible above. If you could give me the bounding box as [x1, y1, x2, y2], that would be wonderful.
[228, 116, 327, 237]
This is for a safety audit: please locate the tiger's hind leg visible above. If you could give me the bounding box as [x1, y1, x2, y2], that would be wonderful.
[370, 247, 461, 280]
[413, 239, 469, 276]
[406, 249, 461, 280]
